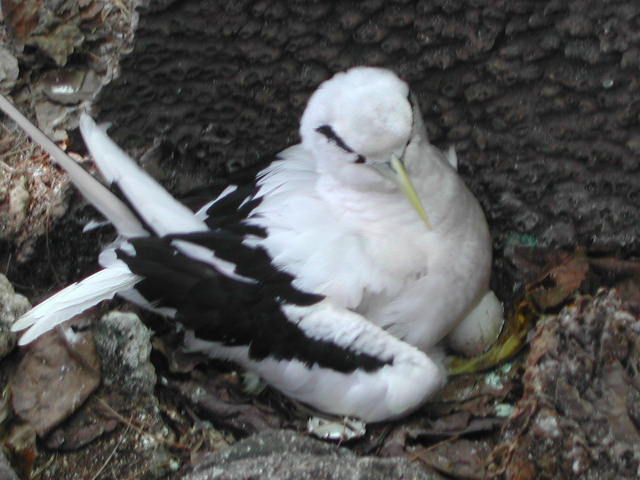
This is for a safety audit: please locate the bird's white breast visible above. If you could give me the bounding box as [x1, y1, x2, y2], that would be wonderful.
[251, 146, 434, 313]
[250, 142, 492, 353]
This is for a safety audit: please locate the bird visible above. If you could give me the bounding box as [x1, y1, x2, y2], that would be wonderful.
[0, 66, 503, 422]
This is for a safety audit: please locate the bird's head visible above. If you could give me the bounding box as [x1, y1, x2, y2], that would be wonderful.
[300, 66, 432, 229]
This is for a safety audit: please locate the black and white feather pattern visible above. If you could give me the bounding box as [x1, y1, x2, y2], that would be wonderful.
[2, 67, 503, 422]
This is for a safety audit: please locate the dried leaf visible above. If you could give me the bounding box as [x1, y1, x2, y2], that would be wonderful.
[44, 418, 119, 450]
[168, 373, 284, 435]
[4, 421, 37, 478]
[43, 395, 121, 450]
[152, 335, 208, 374]
[412, 438, 493, 479]
[588, 257, 640, 310]
[409, 412, 504, 441]
[527, 253, 589, 310]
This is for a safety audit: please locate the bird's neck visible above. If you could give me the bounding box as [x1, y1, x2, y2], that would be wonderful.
[405, 142, 465, 229]
[315, 171, 430, 235]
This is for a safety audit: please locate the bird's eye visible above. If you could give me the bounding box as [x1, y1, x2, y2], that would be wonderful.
[354, 155, 366, 164]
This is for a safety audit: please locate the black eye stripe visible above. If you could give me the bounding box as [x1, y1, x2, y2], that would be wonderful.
[316, 125, 354, 153]
[316, 125, 367, 164]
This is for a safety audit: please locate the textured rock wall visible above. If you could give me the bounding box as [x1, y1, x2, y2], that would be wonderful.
[95, 0, 640, 254]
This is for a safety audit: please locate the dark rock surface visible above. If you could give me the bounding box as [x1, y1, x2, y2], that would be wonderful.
[0, 449, 19, 480]
[185, 429, 443, 480]
[95, 0, 640, 253]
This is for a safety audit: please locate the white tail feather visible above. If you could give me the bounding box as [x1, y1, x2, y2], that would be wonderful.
[79, 114, 207, 236]
[12, 261, 141, 345]
[1, 98, 228, 344]
[0, 95, 146, 238]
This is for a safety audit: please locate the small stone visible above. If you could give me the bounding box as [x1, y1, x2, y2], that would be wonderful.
[601, 78, 614, 89]
[0, 274, 31, 359]
[0, 47, 19, 92]
[626, 135, 640, 154]
[8, 176, 30, 233]
[93, 311, 157, 396]
[0, 449, 19, 480]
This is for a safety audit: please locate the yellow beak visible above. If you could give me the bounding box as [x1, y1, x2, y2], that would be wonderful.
[388, 154, 433, 230]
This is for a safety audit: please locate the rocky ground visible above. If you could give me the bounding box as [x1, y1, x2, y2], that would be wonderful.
[1, 1, 640, 479]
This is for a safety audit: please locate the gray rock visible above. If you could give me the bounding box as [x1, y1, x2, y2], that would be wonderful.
[0, 448, 19, 480]
[93, 311, 157, 396]
[0, 274, 31, 359]
[0, 46, 19, 92]
[185, 430, 441, 480]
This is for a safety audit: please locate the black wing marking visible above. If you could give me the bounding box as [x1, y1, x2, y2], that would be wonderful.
[117, 234, 389, 373]
[200, 182, 266, 237]
[113, 170, 390, 373]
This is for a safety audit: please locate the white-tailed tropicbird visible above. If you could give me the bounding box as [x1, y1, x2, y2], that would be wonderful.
[1, 67, 503, 422]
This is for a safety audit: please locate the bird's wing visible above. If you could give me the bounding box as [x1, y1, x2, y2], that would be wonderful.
[115, 227, 445, 422]
[13, 261, 142, 345]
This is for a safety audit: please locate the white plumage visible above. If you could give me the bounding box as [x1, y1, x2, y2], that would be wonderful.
[1, 67, 502, 422]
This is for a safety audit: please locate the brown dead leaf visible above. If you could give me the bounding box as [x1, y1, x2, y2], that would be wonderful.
[503, 245, 568, 287]
[588, 256, 640, 277]
[598, 359, 640, 445]
[409, 412, 504, 441]
[1, 0, 43, 42]
[43, 394, 120, 450]
[152, 335, 208, 374]
[588, 257, 640, 310]
[168, 371, 284, 435]
[11, 319, 101, 436]
[4, 420, 37, 478]
[375, 427, 408, 458]
[412, 438, 493, 479]
[527, 252, 589, 310]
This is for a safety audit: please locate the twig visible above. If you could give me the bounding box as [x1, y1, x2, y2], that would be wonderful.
[88, 415, 132, 480]
[43, 220, 62, 287]
[96, 398, 189, 451]
[124, 460, 177, 480]
[30, 454, 56, 479]
[0, 159, 18, 173]
[3, 252, 11, 276]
